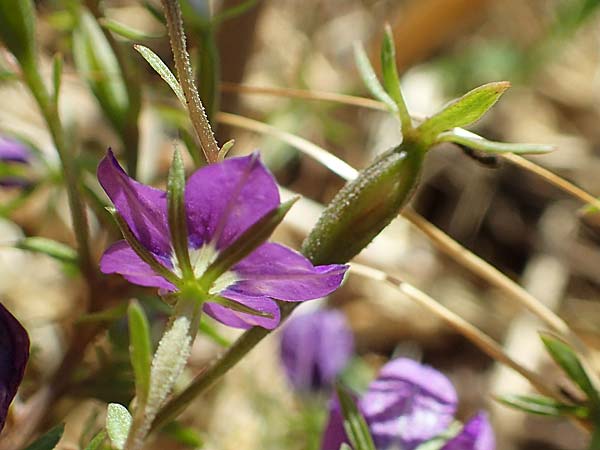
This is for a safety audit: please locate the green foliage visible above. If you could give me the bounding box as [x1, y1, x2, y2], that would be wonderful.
[100, 18, 162, 41]
[106, 403, 132, 450]
[128, 301, 153, 408]
[84, 431, 107, 450]
[161, 421, 204, 448]
[436, 128, 553, 155]
[24, 424, 64, 450]
[16, 237, 78, 265]
[335, 383, 376, 450]
[497, 394, 588, 418]
[51, 53, 63, 107]
[353, 43, 397, 115]
[134, 45, 186, 107]
[0, 0, 36, 67]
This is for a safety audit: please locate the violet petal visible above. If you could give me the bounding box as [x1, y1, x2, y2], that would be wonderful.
[280, 309, 353, 391]
[98, 150, 170, 257]
[321, 397, 351, 450]
[229, 243, 348, 301]
[360, 358, 457, 450]
[0, 303, 29, 433]
[204, 290, 281, 329]
[99, 240, 176, 291]
[184, 154, 280, 250]
[0, 138, 30, 164]
[441, 412, 495, 450]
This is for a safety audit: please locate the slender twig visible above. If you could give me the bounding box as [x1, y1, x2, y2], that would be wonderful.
[161, 0, 219, 163]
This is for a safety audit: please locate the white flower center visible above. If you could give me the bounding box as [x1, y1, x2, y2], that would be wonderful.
[171, 243, 239, 294]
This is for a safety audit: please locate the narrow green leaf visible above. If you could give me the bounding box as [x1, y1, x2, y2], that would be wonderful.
[100, 18, 163, 41]
[218, 139, 235, 161]
[436, 128, 554, 155]
[24, 424, 64, 450]
[380, 24, 411, 133]
[161, 421, 204, 448]
[199, 316, 231, 347]
[106, 403, 132, 450]
[51, 53, 63, 106]
[77, 303, 128, 324]
[16, 237, 78, 265]
[134, 44, 186, 107]
[167, 149, 193, 279]
[84, 431, 107, 450]
[353, 42, 398, 113]
[73, 9, 130, 133]
[128, 300, 153, 408]
[201, 195, 299, 288]
[0, 0, 36, 67]
[541, 333, 600, 408]
[108, 207, 182, 286]
[335, 383, 376, 450]
[418, 82, 511, 140]
[496, 393, 589, 418]
[209, 295, 275, 319]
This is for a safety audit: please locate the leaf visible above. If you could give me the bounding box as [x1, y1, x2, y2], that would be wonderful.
[73, 9, 130, 133]
[436, 128, 554, 154]
[77, 303, 128, 324]
[418, 82, 510, 140]
[84, 431, 107, 450]
[16, 237, 77, 265]
[353, 42, 397, 113]
[100, 18, 163, 41]
[335, 383, 376, 450]
[134, 45, 186, 107]
[24, 424, 64, 450]
[0, 0, 36, 66]
[496, 394, 589, 418]
[161, 421, 204, 448]
[128, 300, 152, 407]
[106, 403, 132, 450]
[541, 333, 600, 409]
[199, 316, 231, 347]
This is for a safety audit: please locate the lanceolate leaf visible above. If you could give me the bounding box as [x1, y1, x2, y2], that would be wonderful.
[134, 45, 186, 107]
[128, 300, 153, 408]
[418, 82, 510, 141]
[106, 403, 132, 450]
[496, 394, 589, 418]
[353, 42, 397, 114]
[23, 424, 64, 450]
[335, 383, 377, 450]
[16, 237, 78, 265]
[436, 128, 554, 155]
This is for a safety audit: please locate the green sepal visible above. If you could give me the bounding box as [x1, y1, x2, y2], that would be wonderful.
[23, 424, 65, 450]
[496, 393, 589, 418]
[335, 383, 377, 450]
[208, 295, 275, 319]
[134, 44, 186, 107]
[108, 207, 182, 286]
[73, 9, 130, 134]
[51, 53, 63, 107]
[353, 42, 398, 114]
[83, 431, 107, 450]
[540, 333, 600, 409]
[418, 82, 510, 142]
[0, 0, 36, 68]
[380, 24, 412, 134]
[128, 300, 153, 408]
[100, 18, 163, 41]
[201, 195, 299, 288]
[16, 237, 78, 265]
[167, 148, 193, 279]
[436, 128, 554, 155]
[106, 403, 132, 450]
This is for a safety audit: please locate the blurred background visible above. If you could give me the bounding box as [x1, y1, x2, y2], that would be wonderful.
[1, 0, 600, 449]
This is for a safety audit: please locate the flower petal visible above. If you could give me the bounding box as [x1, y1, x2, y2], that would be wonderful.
[360, 358, 457, 450]
[0, 137, 30, 164]
[98, 150, 170, 256]
[229, 243, 348, 301]
[321, 397, 351, 450]
[0, 302, 29, 432]
[280, 309, 353, 391]
[203, 290, 280, 329]
[100, 240, 176, 291]
[184, 154, 280, 249]
[441, 412, 495, 450]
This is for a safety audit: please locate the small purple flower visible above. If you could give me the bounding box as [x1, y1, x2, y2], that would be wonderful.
[98, 151, 347, 329]
[321, 358, 495, 450]
[0, 302, 29, 433]
[0, 137, 31, 187]
[280, 308, 354, 391]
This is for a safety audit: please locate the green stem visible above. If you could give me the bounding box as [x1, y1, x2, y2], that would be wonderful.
[20, 60, 95, 281]
[161, 0, 219, 164]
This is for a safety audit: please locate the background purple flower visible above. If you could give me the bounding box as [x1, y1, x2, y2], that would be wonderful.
[0, 303, 29, 433]
[280, 308, 354, 391]
[98, 151, 348, 330]
[0, 137, 31, 187]
[321, 358, 494, 450]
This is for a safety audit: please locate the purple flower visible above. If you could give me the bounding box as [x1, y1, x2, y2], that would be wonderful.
[98, 151, 347, 329]
[0, 302, 29, 433]
[321, 358, 495, 450]
[0, 137, 31, 187]
[280, 309, 354, 391]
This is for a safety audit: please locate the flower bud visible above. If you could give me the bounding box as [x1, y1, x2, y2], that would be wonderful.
[302, 142, 424, 265]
